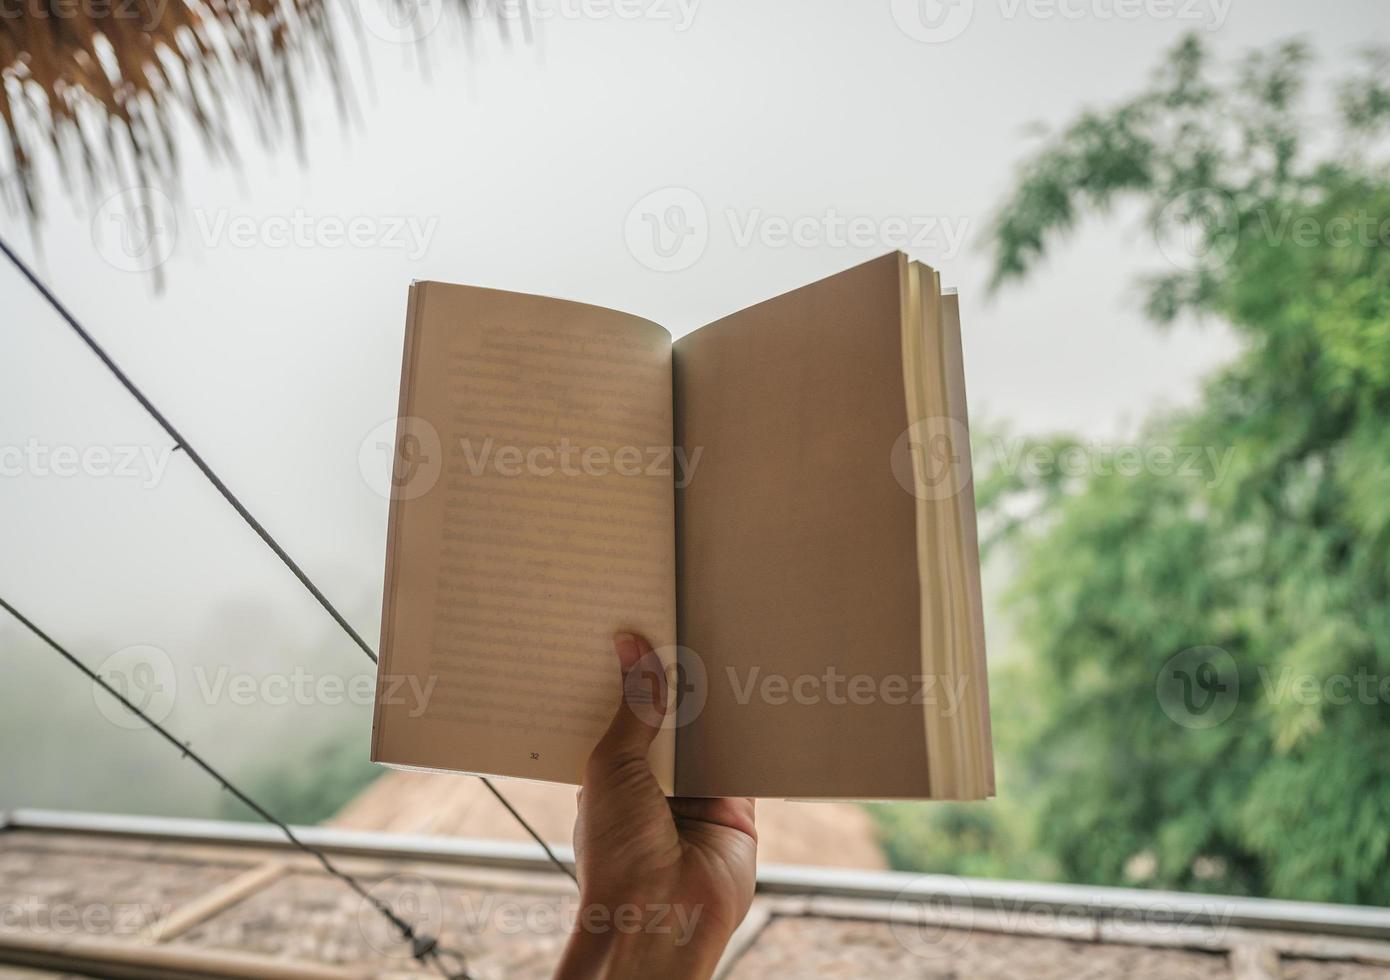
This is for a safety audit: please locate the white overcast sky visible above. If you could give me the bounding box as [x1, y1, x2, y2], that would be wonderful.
[1, 0, 1385, 815]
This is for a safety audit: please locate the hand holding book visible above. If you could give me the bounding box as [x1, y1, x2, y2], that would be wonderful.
[556, 630, 756, 980]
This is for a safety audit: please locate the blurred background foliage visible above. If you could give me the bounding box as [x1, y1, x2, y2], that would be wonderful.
[872, 35, 1390, 905]
[219, 720, 378, 826]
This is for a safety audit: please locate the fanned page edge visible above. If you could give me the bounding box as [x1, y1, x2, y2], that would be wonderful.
[901, 262, 950, 797]
[903, 261, 995, 801]
[940, 289, 997, 798]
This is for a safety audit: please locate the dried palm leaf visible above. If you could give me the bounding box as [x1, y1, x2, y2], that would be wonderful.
[0, 0, 489, 231]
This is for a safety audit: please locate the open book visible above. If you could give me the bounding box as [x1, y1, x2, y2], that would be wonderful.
[370, 253, 994, 800]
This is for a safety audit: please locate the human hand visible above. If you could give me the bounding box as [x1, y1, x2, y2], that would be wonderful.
[554, 631, 757, 979]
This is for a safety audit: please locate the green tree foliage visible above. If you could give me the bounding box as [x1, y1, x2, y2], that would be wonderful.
[972, 35, 1390, 904]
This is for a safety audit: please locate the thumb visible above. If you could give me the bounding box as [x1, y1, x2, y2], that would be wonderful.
[590, 631, 666, 772]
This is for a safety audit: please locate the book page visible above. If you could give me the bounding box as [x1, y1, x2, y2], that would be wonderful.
[371, 282, 677, 793]
[937, 285, 995, 797]
[672, 254, 934, 798]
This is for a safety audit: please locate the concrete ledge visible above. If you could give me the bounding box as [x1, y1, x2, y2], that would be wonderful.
[8, 808, 1390, 942]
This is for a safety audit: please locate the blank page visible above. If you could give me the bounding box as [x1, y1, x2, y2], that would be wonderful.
[672, 254, 932, 798]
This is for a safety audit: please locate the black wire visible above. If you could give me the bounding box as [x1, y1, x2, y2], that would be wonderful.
[0, 235, 377, 664]
[481, 777, 578, 886]
[0, 234, 578, 888]
[0, 595, 473, 980]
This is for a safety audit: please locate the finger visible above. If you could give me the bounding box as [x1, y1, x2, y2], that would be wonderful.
[589, 631, 666, 776]
[670, 796, 757, 842]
